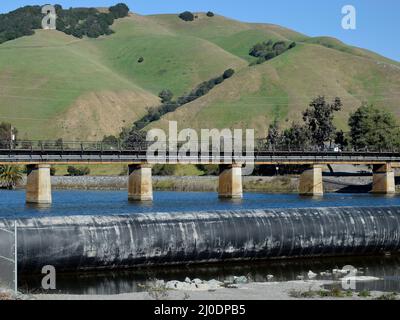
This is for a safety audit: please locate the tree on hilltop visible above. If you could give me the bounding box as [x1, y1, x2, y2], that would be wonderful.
[109, 3, 129, 18]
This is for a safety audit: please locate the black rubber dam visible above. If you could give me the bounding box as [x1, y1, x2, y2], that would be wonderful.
[2, 206, 400, 272]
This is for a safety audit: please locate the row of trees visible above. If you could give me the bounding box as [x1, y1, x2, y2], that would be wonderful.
[54, 3, 129, 39]
[249, 40, 296, 65]
[0, 3, 129, 44]
[1, 98, 400, 185]
[104, 96, 400, 153]
[178, 11, 215, 21]
[267, 96, 400, 151]
[133, 69, 235, 130]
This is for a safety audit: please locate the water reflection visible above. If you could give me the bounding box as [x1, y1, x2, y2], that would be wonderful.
[25, 203, 52, 210]
[19, 255, 400, 295]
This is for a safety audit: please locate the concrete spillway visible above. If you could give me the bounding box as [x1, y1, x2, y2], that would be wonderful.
[1, 207, 400, 272]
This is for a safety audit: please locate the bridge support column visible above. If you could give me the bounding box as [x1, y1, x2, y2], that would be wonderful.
[26, 164, 52, 204]
[299, 165, 324, 196]
[372, 164, 395, 194]
[128, 164, 153, 201]
[218, 164, 243, 199]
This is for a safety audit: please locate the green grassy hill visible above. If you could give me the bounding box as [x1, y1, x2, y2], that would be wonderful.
[0, 11, 399, 140]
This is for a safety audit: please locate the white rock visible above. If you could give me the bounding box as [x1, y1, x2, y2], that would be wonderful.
[207, 279, 223, 288]
[343, 276, 380, 282]
[192, 278, 203, 285]
[175, 282, 192, 291]
[184, 277, 191, 283]
[308, 271, 317, 279]
[320, 272, 332, 277]
[333, 269, 350, 275]
[207, 279, 222, 284]
[233, 276, 248, 284]
[155, 280, 165, 287]
[166, 281, 180, 290]
[267, 275, 274, 281]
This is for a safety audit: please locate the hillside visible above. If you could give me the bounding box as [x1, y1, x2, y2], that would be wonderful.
[0, 10, 399, 140]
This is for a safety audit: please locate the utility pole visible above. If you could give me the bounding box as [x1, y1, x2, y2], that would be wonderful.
[10, 125, 16, 149]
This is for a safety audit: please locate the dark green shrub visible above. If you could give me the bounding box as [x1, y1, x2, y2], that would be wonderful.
[0, 3, 128, 44]
[109, 3, 129, 18]
[50, 167, 57, 176]
[206, 11, 215, 17]
[196, 164, 219, 176]
[153, 165, 176, 176]
[138, 56, 144, 63]
[223, 68, 235, 79]
[67, 166, 91, 176]
[249, 40, 295, 64]
[102, 135, 119, 148]
[273, 41, 287, 53]
[214, 76, 224, 85]
[158, 89, 173, 103]
[179, 11, 194, 22]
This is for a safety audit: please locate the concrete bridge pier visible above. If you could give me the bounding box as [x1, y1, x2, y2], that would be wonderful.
[26, 164, 52, 204]
[218, 163, 243, 199]
[299, 165, 324, 196]
[128, 164, 153, 201]
[372, 163, 396, 194]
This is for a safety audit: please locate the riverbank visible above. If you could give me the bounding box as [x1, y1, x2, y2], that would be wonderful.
[20, 280, 398, 300]
[15, 175, 398, 193]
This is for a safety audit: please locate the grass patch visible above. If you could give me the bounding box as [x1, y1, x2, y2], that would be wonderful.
[375, 292, 398, 301]
[53, 164, 127, 176]
[244, 176, 296, 193]
[289, 287, 354, 299]
[358, 290, 371, 298]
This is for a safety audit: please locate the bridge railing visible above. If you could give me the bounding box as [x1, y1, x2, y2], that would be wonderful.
[0, 221, 17, 293]
[0, 139, 399, 154]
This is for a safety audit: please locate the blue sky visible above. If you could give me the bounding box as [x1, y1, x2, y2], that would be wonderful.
[1, 0, 399, 61]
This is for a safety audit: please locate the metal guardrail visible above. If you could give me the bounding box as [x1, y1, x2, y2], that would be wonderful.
[0, 222, 17, 293]
[0, 139, 399, 153]
[1, 140, 400, 164]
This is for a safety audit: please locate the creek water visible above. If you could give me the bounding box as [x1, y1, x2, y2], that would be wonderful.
[1, 190, 400, 218]
[1, 190, 400, 295]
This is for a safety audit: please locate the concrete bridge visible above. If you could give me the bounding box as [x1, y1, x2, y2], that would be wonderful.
[1, 140, 400, 204]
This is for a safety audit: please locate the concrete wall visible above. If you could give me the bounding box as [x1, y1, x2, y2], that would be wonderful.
[25, 164, 52, 204]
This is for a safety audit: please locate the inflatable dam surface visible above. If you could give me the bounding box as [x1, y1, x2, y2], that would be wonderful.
[1, 207, 400, 272]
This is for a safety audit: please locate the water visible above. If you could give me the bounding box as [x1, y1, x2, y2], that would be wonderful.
[1, 190, 400, 218]
[2, 190, 400, 295]
[19, 255, 400, 295]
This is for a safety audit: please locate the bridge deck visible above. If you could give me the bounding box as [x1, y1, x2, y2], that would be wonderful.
[1, 149, 400, 165]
